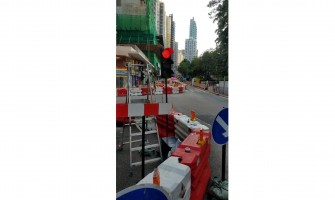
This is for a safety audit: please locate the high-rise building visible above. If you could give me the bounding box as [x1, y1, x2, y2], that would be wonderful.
[152, 0, 161, 35]
[185, 17, 198, 62]
[189, 17, 197, 40]
[159, 2, 166, 43]
[173, 41, 178, 68]
[165, 15, 171, 48]
[170, 14, 175, 50]
[185, 38, 197, 62]
[177, 50, 185, 66]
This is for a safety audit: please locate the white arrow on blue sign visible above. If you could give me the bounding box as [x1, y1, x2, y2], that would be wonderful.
[117, 184, 170, 200]
[212, 108, 228, 145]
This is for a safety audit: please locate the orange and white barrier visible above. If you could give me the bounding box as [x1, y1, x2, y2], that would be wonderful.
[172, 132, 211, 200]
[116, 103, 172, 118]
[173, 114, 209, 141]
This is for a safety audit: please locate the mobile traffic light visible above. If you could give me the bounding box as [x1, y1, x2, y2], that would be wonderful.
[160, 48, 174, 78]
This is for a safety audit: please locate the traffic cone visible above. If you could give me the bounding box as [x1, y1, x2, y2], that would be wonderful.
[191, 111, 196, 121]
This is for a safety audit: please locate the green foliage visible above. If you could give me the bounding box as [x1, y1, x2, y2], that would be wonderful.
[177, 49, 227, 81]
[208, 0, 228, 76]
[178, 59, 191, 78]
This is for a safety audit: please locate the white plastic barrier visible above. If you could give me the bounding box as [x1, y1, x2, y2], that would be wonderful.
[137, 156, 191, 200]
[130, 88, 142, 96]
[174, 115, 209, 141]
[154, 87, 163, 95]
[172, 87, 180, 94]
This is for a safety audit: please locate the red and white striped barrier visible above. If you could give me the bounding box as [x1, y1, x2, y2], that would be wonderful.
[116, 85, 186, 97]
[156, 112, 182, 137]
[116, 103, 172, 118]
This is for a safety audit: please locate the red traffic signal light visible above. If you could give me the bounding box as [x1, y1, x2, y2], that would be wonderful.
[162, 48, 174, 59]
[160, 48, 174, 78]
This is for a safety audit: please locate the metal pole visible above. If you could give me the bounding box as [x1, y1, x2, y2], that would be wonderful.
[165, 78, 168, 103]
[146, 64, 149, 101]
[126, 63, 131, 104]
[223, 76, 226, 95]
[222, 144, 226, 180]
[142, 115, 145, 178]
[165, 78, 168, 139]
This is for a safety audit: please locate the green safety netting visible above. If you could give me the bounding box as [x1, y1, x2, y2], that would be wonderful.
[116, 30, 157, 45]
[143, 50, 160, 69]
[116, 14, 156, 35]
[116, 0, 160, 69]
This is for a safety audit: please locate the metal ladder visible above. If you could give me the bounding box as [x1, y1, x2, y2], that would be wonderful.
[120, 62, 162, 170]
[128, 116, 162, 168]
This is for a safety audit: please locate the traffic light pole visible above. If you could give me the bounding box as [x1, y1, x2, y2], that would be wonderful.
[165, 78, 168, 139]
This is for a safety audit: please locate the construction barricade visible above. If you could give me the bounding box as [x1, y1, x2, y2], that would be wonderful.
[163, 87, 173, 94]
[156, 111, 182, 138]
[172, 132, 211, 200]
[174, 115, 209, 141]
[179, 86, 183, 93]
[172, 87, 180, 94]
[129, 87, 142, 96]
[154, 87, 163, 95]
[137, 156, 191, 200]
[140, 87, 148, 96]
[117, 88, 127, 97]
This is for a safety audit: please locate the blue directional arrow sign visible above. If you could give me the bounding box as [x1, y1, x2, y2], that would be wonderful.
[117, 184, 170, 200]
[212, 108, 228, 145]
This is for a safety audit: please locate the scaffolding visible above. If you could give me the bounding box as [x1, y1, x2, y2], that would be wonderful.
[116, 0, 161, 70]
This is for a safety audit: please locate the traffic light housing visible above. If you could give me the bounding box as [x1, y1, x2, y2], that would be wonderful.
[161, 48, 174, 78]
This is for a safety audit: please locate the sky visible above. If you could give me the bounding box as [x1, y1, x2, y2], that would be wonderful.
[163, 0, 218, 56]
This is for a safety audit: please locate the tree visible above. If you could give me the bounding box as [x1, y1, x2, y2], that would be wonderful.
[208, 0, 228, 77]
[177, 59, 191, 79]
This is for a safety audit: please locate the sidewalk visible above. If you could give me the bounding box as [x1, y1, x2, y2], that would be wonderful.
[185, 81, 228, 98]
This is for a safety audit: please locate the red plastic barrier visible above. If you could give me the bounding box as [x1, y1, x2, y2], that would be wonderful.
[157, 126, 175, 137]
[117, 88, 127, 97]
[172, 132, 211, 197]
[168, 87, 172, 94]
[190, 161, 211, 200]
[141, 87, 148, 95]
[116, 117, 131, 125]
[162, 87, 173, 94]
[179, 86, 183, 93]
[156, 112, 181, 137]
[179, 133, 211, 161]
[191, 129, 212, 139]
[172, 138, 210, 190]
